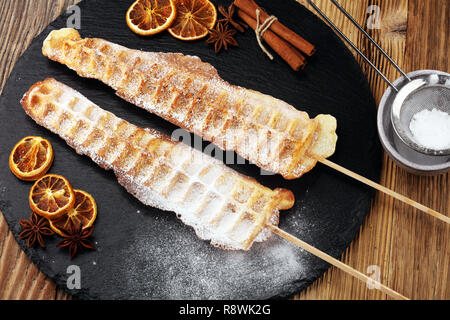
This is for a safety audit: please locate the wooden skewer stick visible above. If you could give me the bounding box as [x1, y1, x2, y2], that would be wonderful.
[268, 225, 409, 300]
[316, 158, 450, 225]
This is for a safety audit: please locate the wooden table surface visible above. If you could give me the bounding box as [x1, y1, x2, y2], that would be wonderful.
[0, 0, 448, 300]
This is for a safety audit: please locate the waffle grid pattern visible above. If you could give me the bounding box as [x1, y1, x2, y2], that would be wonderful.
[21, 78, 294, 250]
[42, 28, 337, 180]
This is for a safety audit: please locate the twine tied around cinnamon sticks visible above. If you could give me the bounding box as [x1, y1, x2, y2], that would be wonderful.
[234, 0, 316, 71]
[255, 9, 278, 60]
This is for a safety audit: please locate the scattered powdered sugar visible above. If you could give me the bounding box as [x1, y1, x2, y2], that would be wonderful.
[409, 108, 450, 150]
[121, 224, 307, 299]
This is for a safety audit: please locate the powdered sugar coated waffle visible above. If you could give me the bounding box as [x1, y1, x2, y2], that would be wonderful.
[21, 78, 295, 250]
[42, 28, 338, 180]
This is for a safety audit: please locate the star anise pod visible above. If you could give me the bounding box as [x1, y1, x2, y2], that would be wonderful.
[206, 21, 238, 53]
[218, 4, 247, 32]
[19, 212, 54, 248]
[57, 224, 95, 259]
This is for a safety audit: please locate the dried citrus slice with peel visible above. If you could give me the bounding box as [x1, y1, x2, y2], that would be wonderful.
[126, 0, 177, 36]
[29, 174, 75, 219]
[9, 136, 54, 181]
[49, 189, 97, 237]
[168, 0, 217, 41]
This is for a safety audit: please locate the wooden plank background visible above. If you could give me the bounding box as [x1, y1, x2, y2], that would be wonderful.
[0, 0, 448, 300]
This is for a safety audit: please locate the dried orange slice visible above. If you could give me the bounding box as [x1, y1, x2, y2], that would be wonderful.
[29, 174, 75, 219]
[126, 0, 177, 36]
[168, 0, 217, 41]
[49, 189, 97, 237]
[9, 136, 54, 181]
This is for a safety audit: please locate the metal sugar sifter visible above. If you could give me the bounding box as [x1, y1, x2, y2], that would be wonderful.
[308, 0, 450, 173]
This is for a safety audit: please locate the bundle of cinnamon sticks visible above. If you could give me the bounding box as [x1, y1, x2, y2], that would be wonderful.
[234, 0, 315, 71]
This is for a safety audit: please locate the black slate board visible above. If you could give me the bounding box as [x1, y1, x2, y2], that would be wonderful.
[0, 0, 381, 299]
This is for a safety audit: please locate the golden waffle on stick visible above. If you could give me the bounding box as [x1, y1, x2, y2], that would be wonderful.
[42, 28, 338, 180]
[21, 78, 295, 250]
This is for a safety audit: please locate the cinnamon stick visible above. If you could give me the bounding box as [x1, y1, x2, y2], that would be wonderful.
[234, 0, 316, 56]
[237, 10, 306, 71]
